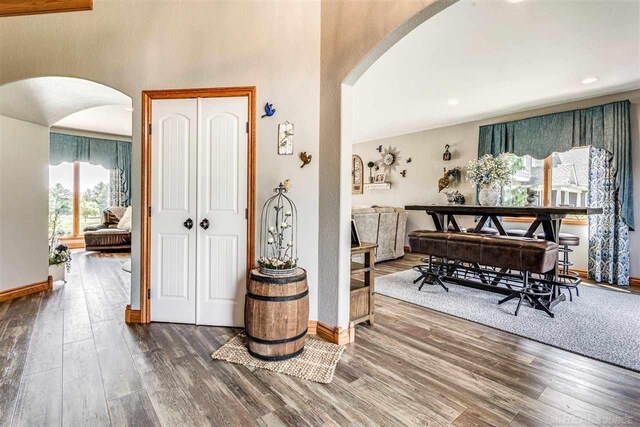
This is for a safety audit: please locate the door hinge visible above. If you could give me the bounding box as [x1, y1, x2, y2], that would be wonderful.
[246, 122, 249, 134]
[245, 208, 248, 220]
[147, 289, 151, 299]
[148, 123, 152, 135]
[148, 207, 151, 217]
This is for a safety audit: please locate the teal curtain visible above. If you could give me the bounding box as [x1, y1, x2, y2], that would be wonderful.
[50, 133, 132, 205]
[478, 100, 634, 230]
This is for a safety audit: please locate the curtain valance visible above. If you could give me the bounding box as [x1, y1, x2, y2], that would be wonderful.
[50, 132, 132, 205]
[478, 100, 634, 230]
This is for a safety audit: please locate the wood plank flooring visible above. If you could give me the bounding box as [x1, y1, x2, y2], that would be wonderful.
[0, 251, 639, 426]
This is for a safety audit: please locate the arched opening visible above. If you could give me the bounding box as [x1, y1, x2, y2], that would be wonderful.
[337, 0, 640, 339]
[0, 76, 134, 311]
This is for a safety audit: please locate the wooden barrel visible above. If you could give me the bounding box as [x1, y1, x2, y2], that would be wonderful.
[245, 268, 309, 361]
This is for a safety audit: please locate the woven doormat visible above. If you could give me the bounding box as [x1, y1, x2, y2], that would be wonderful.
[212, 332, 344, 384]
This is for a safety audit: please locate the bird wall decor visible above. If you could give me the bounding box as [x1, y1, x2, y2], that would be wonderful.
[400, 170, 407, 177]
[299, 152, 312, 168]
[406, 158, 412, 163]
[261, 102, 276, 118]
[376, 145, 383, 153]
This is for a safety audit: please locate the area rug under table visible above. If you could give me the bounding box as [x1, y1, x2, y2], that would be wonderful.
[212, 332, 344, 384]
[377, 269, 640, 372]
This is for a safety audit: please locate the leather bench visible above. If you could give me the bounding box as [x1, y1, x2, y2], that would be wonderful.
[409, 230, 558, 274]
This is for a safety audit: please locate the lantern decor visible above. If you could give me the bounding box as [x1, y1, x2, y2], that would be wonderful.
[258, 180, 298, 276]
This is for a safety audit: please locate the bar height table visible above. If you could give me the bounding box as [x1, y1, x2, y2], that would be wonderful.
[405, 205, 603, 309]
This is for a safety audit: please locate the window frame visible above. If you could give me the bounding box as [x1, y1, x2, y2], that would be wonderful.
[504, 153, 588, 226]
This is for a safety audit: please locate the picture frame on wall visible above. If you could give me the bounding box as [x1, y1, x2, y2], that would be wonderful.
[278, 121, 294, 155]
[373, 172, 387, 183]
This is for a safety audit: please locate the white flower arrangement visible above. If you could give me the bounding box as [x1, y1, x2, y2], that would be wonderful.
[466, 154, 513, 188]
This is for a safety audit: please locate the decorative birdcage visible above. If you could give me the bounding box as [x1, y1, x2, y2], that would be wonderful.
[258, 180, 298, 276]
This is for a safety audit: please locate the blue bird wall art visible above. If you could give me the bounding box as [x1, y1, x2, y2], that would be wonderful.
[261, 103, 276, 118]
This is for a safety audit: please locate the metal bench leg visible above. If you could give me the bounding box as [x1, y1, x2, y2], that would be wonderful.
[532, 297, 555, 318]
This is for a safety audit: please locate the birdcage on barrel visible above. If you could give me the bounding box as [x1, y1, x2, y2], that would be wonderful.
[258, 180, 298, 276]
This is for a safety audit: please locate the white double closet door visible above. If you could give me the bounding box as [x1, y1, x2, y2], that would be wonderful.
[150, 96, 248, 326]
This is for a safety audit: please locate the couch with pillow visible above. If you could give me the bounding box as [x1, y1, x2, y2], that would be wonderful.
[84, 206, 132, 252]
[352, 206, 408, 262]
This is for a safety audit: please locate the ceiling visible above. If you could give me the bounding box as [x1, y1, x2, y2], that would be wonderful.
[53, 105, 133, 136]
[352, 0, 640, 143]
[0, 77, 132, 134]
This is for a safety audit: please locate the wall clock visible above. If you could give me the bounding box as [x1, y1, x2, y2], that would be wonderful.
[352, 155, 364, 194]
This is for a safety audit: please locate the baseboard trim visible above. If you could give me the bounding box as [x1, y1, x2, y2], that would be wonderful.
[0, 276, 53, 302]
[315, 321, 354, 345]
[573, 269, 640, 287]
[307, 320, 318, 335]
[124, 304, 142, 323]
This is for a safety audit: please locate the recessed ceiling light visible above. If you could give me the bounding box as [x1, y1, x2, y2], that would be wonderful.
[448, 99, 459, 106]
[582, 77, 599, 84]
[506, 0, 524, 3]
[123, 106, 134, 112]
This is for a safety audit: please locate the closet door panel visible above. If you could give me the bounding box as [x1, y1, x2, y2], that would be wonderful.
[150, 98, 198, 324]
[197, 96, 248, 327]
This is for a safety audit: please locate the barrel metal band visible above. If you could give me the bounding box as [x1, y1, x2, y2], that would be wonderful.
[246, 328, 308, 345]
[246, 288, 308, 302]
[247, 346, 304, 361]
[250, 272, 307, 284]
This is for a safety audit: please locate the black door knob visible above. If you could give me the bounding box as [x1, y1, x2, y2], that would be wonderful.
[200, 218, 210, 230]
[183, 218, 193, 230]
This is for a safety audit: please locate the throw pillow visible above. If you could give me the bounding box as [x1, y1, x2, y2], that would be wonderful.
[118, 206, 132, 230]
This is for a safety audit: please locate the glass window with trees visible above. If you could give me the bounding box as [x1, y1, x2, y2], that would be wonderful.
[49, 161, 110, 243]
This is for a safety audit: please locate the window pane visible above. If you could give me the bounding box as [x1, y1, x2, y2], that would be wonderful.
[503, 155, 544, 207]
[49, 162, 73, 237]
[80, 163, 110, 233]
[550, 148, 589, 208]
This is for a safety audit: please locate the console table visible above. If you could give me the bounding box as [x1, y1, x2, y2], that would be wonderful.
[350, 242, 377, 327]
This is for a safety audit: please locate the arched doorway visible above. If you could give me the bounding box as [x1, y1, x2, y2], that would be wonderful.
[0, 76, 133, 310]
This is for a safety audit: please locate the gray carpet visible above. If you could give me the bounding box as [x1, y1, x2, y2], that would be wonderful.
[376, 269, 640, 372]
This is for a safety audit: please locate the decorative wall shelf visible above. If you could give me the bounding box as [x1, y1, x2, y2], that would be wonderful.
[364, 183, 391, 190]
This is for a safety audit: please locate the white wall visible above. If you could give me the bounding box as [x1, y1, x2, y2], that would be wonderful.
[0, 115, 49, 291]
[0, 1, 320, 318]
[353, 89, 640, 277]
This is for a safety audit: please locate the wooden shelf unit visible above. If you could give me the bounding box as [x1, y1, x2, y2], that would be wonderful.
[350, 242, 377, 327]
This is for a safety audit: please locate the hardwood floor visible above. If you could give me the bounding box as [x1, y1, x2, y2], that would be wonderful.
[1, 251, 639, 426]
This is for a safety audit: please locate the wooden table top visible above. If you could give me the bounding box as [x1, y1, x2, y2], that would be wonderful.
[405, 205, 603, 217]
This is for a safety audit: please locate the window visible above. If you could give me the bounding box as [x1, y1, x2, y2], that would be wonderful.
[503, 147, 590, 223]
[49, 161, 110, 244]
[49, 162, 74, 237]
[79, 163, 110, 232]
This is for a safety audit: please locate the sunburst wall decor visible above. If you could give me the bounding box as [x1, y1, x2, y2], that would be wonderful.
[377, 145, 401, 174]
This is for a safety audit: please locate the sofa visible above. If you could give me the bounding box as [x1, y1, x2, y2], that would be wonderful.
[352, 207, 408, 262]
[84, 206, 132, 252]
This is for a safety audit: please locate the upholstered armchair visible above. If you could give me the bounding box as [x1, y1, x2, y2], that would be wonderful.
[352, 207, 408, 262]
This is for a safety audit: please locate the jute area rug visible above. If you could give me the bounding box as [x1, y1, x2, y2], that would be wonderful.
[212, 332, 344, 384]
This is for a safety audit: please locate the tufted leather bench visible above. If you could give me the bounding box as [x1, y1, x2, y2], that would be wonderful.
[409, 230, 558, 274]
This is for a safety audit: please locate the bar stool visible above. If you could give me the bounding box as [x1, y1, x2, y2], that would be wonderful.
[537, 231, 580, 300]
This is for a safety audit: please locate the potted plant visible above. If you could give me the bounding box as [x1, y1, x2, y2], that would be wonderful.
[466, 154, 512, 206]
[49, 244, 71, 282]
[48, 188, 72, 282]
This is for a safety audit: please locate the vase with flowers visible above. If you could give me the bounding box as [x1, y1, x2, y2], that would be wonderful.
[466, 154, 513, 206]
